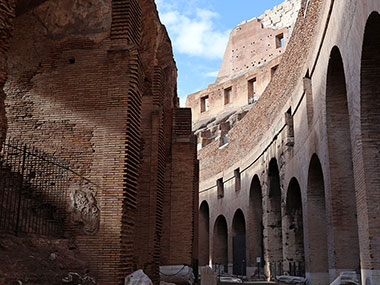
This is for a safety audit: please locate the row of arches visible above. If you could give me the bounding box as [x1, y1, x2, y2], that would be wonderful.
[198, 9, 380, 284]
[199, 155, 342, 278]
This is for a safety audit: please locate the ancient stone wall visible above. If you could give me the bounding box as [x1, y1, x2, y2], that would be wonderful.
[195, 0, 380, 284]
[0, 0, 198, 284]
[186, 0, 301, 147]
[258, 0, 302, 31]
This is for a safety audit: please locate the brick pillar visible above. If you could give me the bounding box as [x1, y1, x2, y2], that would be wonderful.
[162, 108, 198, 266]
[0, 1, 15, 144]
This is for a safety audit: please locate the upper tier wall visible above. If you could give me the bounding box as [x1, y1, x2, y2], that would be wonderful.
[197, 0, 321, 182]
[217, 0, 301, 80]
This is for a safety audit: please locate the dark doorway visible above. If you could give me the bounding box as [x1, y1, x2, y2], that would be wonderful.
[213, 215, 228, 273]
[326, 46, 360, 272]
[360, 11, 380, 272]
[285, 178, 305, 276]
[232, 209, 246, 276]
[267, 159, 283, 264]
[248, 175, 264, 275]
[306, 154, 328, 278]
[199, 201, 210, 266]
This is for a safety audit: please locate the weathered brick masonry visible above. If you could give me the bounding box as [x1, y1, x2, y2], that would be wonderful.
[193, 0, 380, 284]
[0, 0, 198, 284]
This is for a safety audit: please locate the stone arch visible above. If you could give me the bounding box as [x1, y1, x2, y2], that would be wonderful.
[199, 201, 210, 266]
[326, 46, 360, 273]
[284, 178, 305, 276]
[248, 175, 264, 276]
[266, 158, 283, 267]
[213, 215, 228, 273]
[232, 208, 247, 276]
[306, 154, 328, 283]
[360, 11, 380, 276]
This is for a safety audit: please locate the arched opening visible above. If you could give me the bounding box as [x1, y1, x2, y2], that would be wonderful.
[360, 11, 380, 275]
[213, 215, 228, 273]
[248, 175, 264, 277]
[326, 46, 360, 273]
[199, 201, 210, 266]
[232, 209, 247, 276]
[284, 178, 305, 276]
[306, 154, 328, 283]
[266, 158, 283, 270]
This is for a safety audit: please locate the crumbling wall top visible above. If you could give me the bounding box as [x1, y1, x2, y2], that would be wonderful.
[217, 0, 301, 81]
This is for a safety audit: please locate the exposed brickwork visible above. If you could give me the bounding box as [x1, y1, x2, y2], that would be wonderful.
[0, 0, 198, 284]
[326, 47, 360, 272]
[197, 0, 323, 181]
[359, 11, 380, 275]
[194, 0, 380, 284]
[161, 108, 198, 266]
[0, 1, 15, 146]
[186, 0, 301, 127]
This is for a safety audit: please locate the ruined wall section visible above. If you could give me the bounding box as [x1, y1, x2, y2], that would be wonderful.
[2, 0, 197, 284]
[186, 0, 301, 136]
[198, 0, 322, 181]
[258, 0, 302, 31]
[3, 0, 132, 283]
[217, 0, 301, 80]
[133, 0, 183, 282]
[217, 22, 288, 81]
[166, 108, 198, 265]
[4, 0, 112, 173]
[135, 1, 198, 277]
[0, 1, 16, 146]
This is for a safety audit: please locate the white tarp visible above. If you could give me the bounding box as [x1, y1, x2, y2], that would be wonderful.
[125, 269, 153, 285]
[160, 265, 194, 285]
[330, 271, 360, 285]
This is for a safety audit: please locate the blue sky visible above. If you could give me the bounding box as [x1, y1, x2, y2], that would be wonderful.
[155, 0, 285, 106]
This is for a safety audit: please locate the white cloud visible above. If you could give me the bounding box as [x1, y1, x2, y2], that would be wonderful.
[204, 70, 219, 77]
[179, 96, 187, 108]
[157, 3, 230, 59]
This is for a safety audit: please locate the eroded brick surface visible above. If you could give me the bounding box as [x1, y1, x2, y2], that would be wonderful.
[0, 0, 198, 284]
[193, 0, 380, 284]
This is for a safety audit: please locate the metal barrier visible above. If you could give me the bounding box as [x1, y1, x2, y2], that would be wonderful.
[289, 261, 305, 277]
[0, 138, 71, 237]
[270, 261, 305, 280]
[270, 261, 283, 280]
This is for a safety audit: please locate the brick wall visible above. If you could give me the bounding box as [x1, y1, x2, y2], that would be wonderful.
[186, 0, 301, 124]
[1, 0, 198, 284]
[161, 108, 198, 266]
[197, 0, 323, 182]
[195, 0, 380, 283]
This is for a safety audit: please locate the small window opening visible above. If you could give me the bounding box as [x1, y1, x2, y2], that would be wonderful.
[224, 87, 232, 105]
[201, 96, 209, 113]
[217, 178, 224, 198]
[248, 78, 257, 104]
[234, 168, 241, 191]
[304, 69, 313, 125]
[304, 0, 311, 18]
[276, 33, 284, 48]
[285, 108, 295, 147]
[69, 58, 76, 64]
[271, 65, 279, 77]
[219, 133, 228, 147]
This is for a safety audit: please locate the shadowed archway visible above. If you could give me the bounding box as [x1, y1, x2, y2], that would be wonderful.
[306, 154, 328, 283]
[213, 215, 228, 273]
[326, 46, 360, 273]
[266, 158, 283, 266]
[360, 11, 380, 275]
[232, 209, 247, 276]
[199, 201, 210, 266]
[248, 175, 264, 277]
[284, 178, 305, 276]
